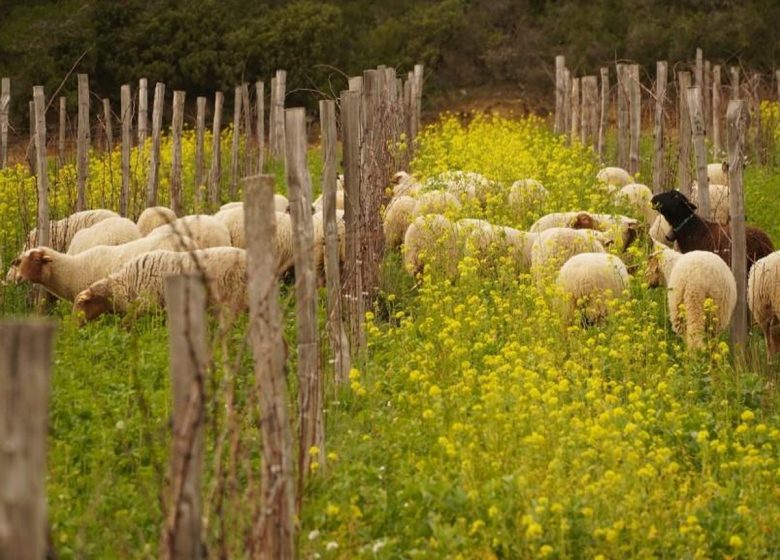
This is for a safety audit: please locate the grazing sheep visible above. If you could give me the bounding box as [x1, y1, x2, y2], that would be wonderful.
[149, 214, 231, 248]
[747, 252, 780, 358]
[651, 190, 774, 273]
[73, 248, 247, 321]
[597, 167, 633, 190]
[67, 217, 142, 255]
[219, 194, 289, 214]
[214, 206, 246, 248]
[312, 209, 346, 275]
[508, 179, 548, 218]
[12, 231, 196, 301]
[390, 171, 421, 198]
[529, 212, 583, 233]
[568, 212, 641, 251]
[312, 190, 344, 213]
[137, 206, 177, 236]
[690, 182, 730, 225]
[412, 190, 462, 218]
[615, 183, 656, 224]
[530, 227, 607, 282]
[456, 219, 532, 272]
[645, 243, 682, 288]
[707, 162, 728, 185]
[424, 170, 493, 206]
[649, 215, 674, 247]
[403, 214, 460, 278]
[383, 195, 417, 249]
[556, 253, 630, 325]
[667, 250, 737, 349]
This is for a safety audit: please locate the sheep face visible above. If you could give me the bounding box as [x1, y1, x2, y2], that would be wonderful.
[651, 190, 697, 230]
[73, 284, 111, 322]
[645, 254, 663, 288]
[569, 212, 600, 230]
[17, 249, 53, 284]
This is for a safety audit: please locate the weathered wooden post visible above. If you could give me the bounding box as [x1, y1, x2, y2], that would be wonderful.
[255, 81, 265, 174]
[570, 77, 580, 144]
[598, 67, 609, 159]
[284, 108, 323, 499]
[243, 175, 295, 560]
[138, 78, 148, 148]
[562, 68, 572, 136]
[28, 101, 36, 175]
[0, 320, 55, 560]
[170, 90, 185, 216]
[341, 89, 362, 352]
[677, 71, 692, 196]
[270, 71, 287, 161]
[687, 86, 711, 219]
[713, 65, 722, 156]
[208, 91, 224, 207]
[120, 85, 131, 217]
[750, 72, 762, 164]
[411, 64, 424, 142]
[727, 100, 749, 350]
[77, 73, 90, 211]
[195, 96, 206, 207]
[146, 82, 166, 207]
[241, 82, 252, 175]
[694, 48, 704, 103]
[58, 96, 66, 169]
[703, 60, 711, 140]
[730, 66, 740, 100]
[160, 275, 207, 560]
[555, 55, 566, 134]
[102, 98, 113, 153]
[617, 63, 629, 169]
[0, 77, 8, 169]
[652, 61, 667, 194]
[587, 76, 599, 148]
[320, 99, 351, 385]
[32, 87, 50, 251]
[629, 64, 641, 176]
[230, 86, 242, 199]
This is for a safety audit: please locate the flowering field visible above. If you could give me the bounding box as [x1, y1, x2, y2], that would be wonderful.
[2, 111, 780, 558]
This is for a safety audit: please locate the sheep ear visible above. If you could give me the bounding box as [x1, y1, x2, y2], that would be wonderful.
[41, 255, 53, 263]
[722, 161, 729, 174]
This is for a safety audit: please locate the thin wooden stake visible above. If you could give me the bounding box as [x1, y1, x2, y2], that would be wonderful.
[170, 90, 185, 216]
[653, 61, 667, 194]
[271, 71, 287, 161]
[704, 60, 711, 140]
[28, 100, 36, 175]
[255, 81, 265, 174]
[102, 98, 113, 153]
[230, 86, 242, 199]
[687, 86, 710, 219]
[629, 64, 641, 176]
[146, 82, 165, 207]
[617, 64, 629, 169]
[0, 78, 8, 169]
[33, 87, 50, 249]
[598, 67, 609, 159]
[138, 77, 148, 148]
[341, 90, 362, 353]
[562, 68, 571, 136]
[730, 66, 740, 100]
[76, 73, 89, 211]
[555, 55, 566, 134]
[243, 174, 296, 560]
[727, 99, 750, 350]
[58, 96, 66, 169]
[120, 85, 131, 217]
[241, 82, 251, 175]
[677, 71, 692, 196]
[713, 65, 723, 156]
[571, 77, 580, 143]
[195, 96, 206, 207]
[208, 91, 224, 208]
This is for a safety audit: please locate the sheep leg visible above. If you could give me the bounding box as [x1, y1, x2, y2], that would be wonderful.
[684, 292, 706, 350]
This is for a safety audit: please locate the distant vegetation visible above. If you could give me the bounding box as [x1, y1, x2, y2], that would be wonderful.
[1, 0, 779, 115]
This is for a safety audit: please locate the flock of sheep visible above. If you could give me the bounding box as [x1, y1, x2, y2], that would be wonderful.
[3, 161, 780, 357]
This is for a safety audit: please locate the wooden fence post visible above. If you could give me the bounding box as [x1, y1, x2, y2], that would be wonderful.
[170, 90, 185, 216]
[320, 99, 351, 385]
[562, 68, 571, 137]
[713, 65, 722, 156]
[570, 77, 580, 144]
[77, 73, 89, 211]
[284, 107, 323, 501]
[704, 60, 711, 140]
[102, 98, 113, 153]
[0, 78, 8, 169]
[653, 61, 667, 194]
[629, 64, 641, 176]
[555, 55, 566, 134]
[28, 101, 36, 176]
[0, 320, 55, 560]
[241, 82, 252, 175]
[727, 99, 749, 350]
[146, 82, 165, 208]
[208, 91, 224, 208]
[120, 85, 131, 217]
[750, 72, 762, 164]
[598, 67, 609, 159]
[255, 81, 265, 174]
[677, 71, 692, 196]
[138, 77, 148, 148]
[230, 86, 242, 199]
[33, 87, 50, 249]
[160, 275, 207, 560]
[341, 90, 362, 353]
[687, 86, 711, 219]
[58, 96, 66, 169]
[411, 64, 424, 142]
[270, 71, 287, 161]
[587, 76, 599, 148]
[694, 48, 704, 103]
[195, 96, 206, 207]
[730, 66, 740, 100]
[243, 174, 295, 560]
[617, 64, 629, 169]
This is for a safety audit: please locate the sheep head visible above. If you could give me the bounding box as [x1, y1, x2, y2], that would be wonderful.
[569, 212, 601, 231]
[73, 281, 111, 323]
[650, 190, 697, 230]
[645, 253, 663, 288]
[17, 248, 53, 284]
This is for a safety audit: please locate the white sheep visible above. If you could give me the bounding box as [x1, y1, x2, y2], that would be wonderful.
[383, 195, 417, 249]
[597, 167, 633, 191]
[508, 179, 548, 218]
[390, 171, 421, 198]
[649, 215, 674, 247]
[403, 214, 460, 278]
[667, 250, 737, 349]
[212, 207, 293, 273]
[219, 194, 289, 214]
[556, 253, 630, 325]
[530, 227, 607, 282]
[645, 243, 682, 287]
[615, 183, 656, 224]
[67, 217, 142, 255]
[412, 190, 462, 218]
[456, 219, 531, 272]
[12, 231, 196, 301]
[567, 212, 641, 251]
[73, 248, 247, 321]
[149, 214, 231, 248]
[424, 170, 492, 206]
[312, 190, 344, 213]
[707, 162, 728, 185]
[312, 209, 346, 275]
[213, 206, 246, 248]
[747, 251, 780, 358]
[690, 182, 730, 225]
[529, 212, 582, 233]
[137, 206, 177, 236]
